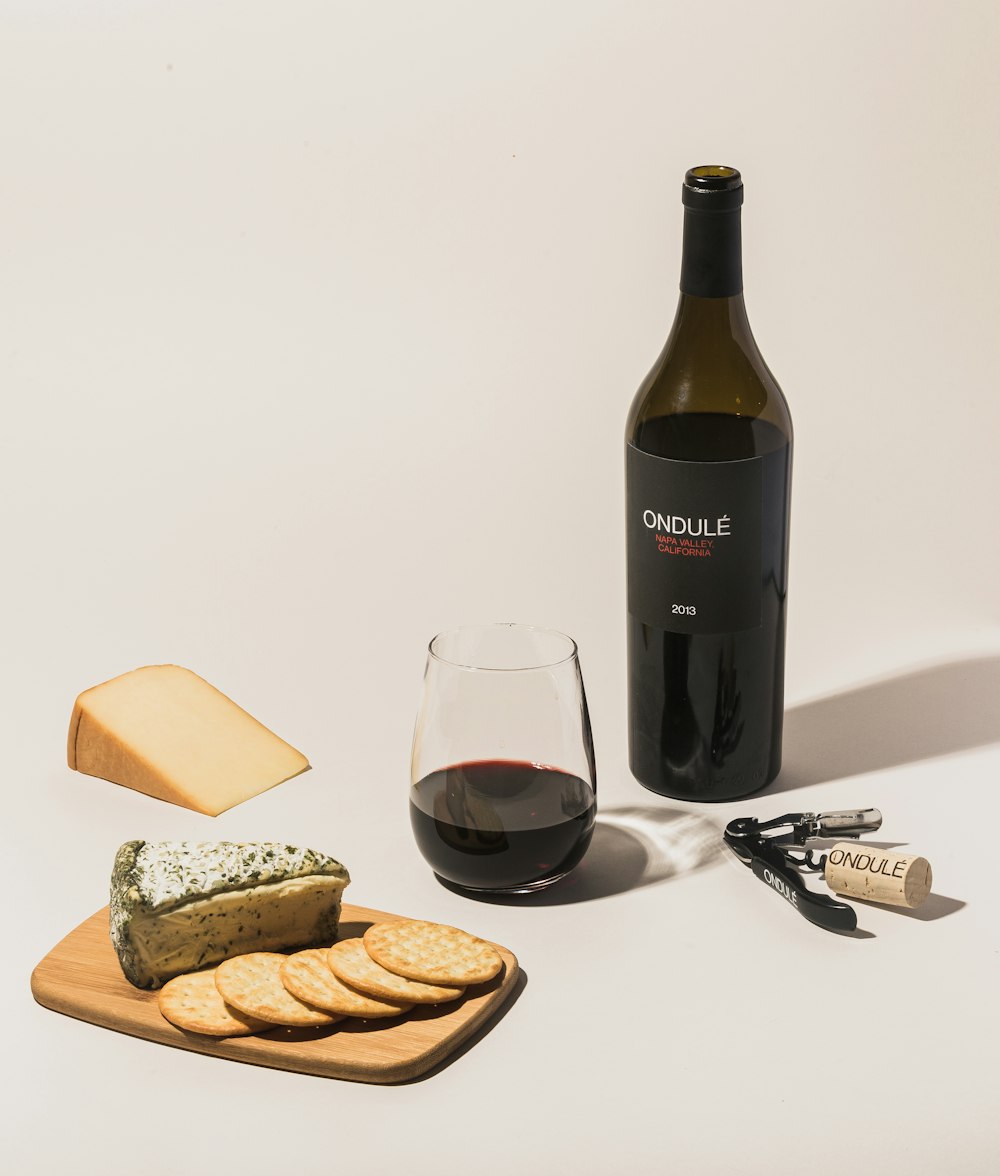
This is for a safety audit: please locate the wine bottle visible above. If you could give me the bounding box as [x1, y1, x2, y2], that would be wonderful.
[625, 165, 792, 801]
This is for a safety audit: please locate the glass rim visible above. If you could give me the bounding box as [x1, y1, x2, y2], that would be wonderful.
[427, 623, 579, 673]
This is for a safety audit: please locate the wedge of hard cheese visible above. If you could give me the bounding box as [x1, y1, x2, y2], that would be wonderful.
[68, 665, 309, 816]
[111, 840, 350, 988]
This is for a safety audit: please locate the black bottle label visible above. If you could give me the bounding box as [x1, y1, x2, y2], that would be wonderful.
[626, 443, 763, 634]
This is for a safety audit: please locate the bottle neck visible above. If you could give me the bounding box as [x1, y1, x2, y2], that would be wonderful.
[679, 207, 743, 299]
[670, 288, 751, 341]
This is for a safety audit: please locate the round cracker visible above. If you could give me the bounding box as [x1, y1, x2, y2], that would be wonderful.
[215, 953, 342, 1027]
[280, 948, 413, 1019]
[327, 939, 464, 1005]
[363, 919, 503, 985]
[158, 969, 273, 1037]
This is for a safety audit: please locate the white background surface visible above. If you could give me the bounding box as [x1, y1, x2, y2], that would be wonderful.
[3, 2, 999, 1172]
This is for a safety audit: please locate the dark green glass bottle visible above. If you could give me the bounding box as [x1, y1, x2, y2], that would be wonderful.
[625, 166, 792, 801]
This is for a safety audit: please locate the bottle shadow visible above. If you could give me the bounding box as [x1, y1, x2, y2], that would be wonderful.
[438, 805, 723, 906]
[437, 657, 999, 908]
[775, 655, 1000, 793]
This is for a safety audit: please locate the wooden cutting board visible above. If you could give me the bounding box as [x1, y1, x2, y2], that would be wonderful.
[31, 903, 520, 1083]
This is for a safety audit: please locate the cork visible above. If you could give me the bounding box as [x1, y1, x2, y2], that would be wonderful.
[823, 843, 932, 908]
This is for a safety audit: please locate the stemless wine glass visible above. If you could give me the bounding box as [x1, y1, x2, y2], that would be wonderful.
[410, 624, 597, 894]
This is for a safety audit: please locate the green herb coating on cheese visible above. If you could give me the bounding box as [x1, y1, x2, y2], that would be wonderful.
[110, 841, 350, 989]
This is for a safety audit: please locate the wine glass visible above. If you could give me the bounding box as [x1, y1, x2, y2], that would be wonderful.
[409, 624, 597, 894]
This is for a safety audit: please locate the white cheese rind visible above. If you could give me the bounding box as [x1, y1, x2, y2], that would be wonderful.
[110, 841, 350, 988]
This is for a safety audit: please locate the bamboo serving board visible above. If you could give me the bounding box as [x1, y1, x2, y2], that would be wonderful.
[31, 903, 519, 1083]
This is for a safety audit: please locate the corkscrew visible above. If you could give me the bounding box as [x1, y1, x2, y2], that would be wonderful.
[724, 809, 932, 933]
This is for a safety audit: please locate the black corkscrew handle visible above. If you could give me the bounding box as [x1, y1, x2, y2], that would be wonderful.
[725, 828, 857, 933]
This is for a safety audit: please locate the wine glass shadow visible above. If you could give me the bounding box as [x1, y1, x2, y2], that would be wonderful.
[774, 655, 1000, 793]
[438, 805, 723, 906]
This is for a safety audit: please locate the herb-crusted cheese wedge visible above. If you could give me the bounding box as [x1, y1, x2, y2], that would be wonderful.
[110, 841, 350, 989]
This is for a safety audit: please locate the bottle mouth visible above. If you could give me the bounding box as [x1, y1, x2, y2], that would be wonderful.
[683, 165, 743, 210]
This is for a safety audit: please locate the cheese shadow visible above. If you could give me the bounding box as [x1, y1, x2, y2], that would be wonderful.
[338, 920, 375, 939]
[435, 806, 723, 906]
[775, 655, 1000, 793]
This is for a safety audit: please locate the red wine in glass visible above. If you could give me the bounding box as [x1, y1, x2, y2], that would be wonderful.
[410, 759, 597, 892]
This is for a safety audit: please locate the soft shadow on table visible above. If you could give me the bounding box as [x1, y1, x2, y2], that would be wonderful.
[831, 925, 876, 940]
[775, 655, 1000, 794]
[855, 892, 965, 922]
[825, 891, 966, 940]
[437, 806, 723, 906]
